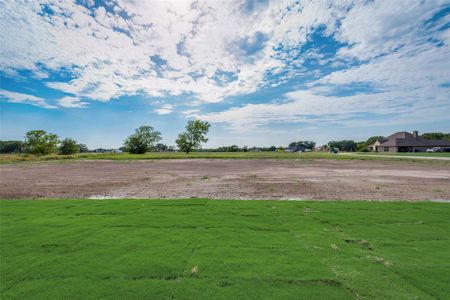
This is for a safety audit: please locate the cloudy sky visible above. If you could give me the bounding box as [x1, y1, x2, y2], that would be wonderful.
[1, 0, 449, 148]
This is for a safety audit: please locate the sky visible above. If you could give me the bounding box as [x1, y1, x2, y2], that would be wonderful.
[0, 0, 449, 149]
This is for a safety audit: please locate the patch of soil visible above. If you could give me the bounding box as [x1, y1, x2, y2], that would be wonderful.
[1, 159, 449, 200]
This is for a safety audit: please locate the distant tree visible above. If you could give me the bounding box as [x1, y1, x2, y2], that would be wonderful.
[268, 146, 277, 152]
[217, 145, 240, 152]
[421, 132, 450, 141]
[288, 141, 316, 150]
[59, 138, 80, 155]
[23, 130, 59, 155]
[155, 143, 168, 152]
[123, 126, 162, 154]
[357, 136, 385, 151]
[77, 143, 89, 153]
[328, 140, 357, 152]
[365, 136, 385, 145]
[176, 120, 210, 154]
[357, 141, 368, 152]
[0, 141, 23, 153]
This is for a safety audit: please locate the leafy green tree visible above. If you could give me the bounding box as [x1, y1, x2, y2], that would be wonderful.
[77, 143, 89, 153]
[23, 130, 59, 155]
[155, 143, 168, 152]
[59, 138, 80, 155]
[357, 136, 385, 151]
[176, 120, 210, 154]
[288, 141, 316, 150]
[0, 141, 23, 153]
[365, 136, 385, 145]
[421, 132, 450, 140]
[328, 140, 357, 152]
[216, 145, 240, 152]
[124, 126, 162, 154]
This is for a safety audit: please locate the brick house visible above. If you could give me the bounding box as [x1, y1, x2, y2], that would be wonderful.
[373, 131, 450, 152]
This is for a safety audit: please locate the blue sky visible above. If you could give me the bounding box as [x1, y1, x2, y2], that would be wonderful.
[1, 0, 449, 148]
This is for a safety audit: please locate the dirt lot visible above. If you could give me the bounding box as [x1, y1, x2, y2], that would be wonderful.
[1, 159, 449, 201]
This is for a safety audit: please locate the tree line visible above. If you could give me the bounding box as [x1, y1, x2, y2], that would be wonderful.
[1, 129, 449, 155]
[0, 131, 89, 155]
[0, 120, 211, 155]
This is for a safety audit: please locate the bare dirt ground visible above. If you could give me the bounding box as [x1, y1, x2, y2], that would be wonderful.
[1, 159, 449, 201]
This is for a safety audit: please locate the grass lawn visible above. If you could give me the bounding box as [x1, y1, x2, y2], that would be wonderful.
[1, 151, 449, 163]
[1, 199, 449, 299]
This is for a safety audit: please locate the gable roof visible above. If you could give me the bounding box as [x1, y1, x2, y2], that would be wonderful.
[378, 131, 450, 147]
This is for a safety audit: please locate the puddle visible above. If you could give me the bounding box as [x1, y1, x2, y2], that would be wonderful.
[88, 195, 119, 200]
[429, 198, 450, 203]
[368, 178, 399, 183]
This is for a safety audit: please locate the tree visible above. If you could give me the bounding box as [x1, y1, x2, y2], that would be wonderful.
[123, 126, 162, 154]
[77, 143, 89, 153]
[421, 132, 450, 141]
[328, 140, 357, 152]
[176, 120, 210, 154]
[155, 143, 168, 152]
[23, 130, 59, 155]
[357, 136, 385, 151]
[0, 141, 23, 153]
[365, 136, 385, 145]
[216, 145, 240, 152]
[288, 141, 316, 150]
[59, 138, 80, 155]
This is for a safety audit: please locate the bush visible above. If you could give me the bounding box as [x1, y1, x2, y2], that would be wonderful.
[77, 143, 89, 153]
[59, 138, 80, 155]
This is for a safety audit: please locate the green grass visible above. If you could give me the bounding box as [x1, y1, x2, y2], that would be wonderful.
[1, 151, 449, 164]
[1, 199, 449, 299]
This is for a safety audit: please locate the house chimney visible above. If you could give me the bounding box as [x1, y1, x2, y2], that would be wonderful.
[413, 131, 418, 138]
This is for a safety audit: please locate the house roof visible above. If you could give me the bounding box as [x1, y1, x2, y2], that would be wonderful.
[378, 131, 450, 147]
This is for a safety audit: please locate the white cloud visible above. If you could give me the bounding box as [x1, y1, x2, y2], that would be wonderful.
[0, 0, 449, 128]
[0, 89, 56, 109]
[57, 96, 88, 108]
[182, 109, 200, 118]
[154, 104, 173, 115]
[194, 0, 450, 131]
[335, 0, 448, 61]
[0, 0, 362, 103]
[199, 38, 450, 131]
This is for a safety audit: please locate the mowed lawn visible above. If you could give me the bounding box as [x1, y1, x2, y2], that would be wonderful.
[2, 151, 449, 164]
[1, 200, 449, 299]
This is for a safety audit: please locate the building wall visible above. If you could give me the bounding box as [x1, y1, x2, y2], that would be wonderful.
[379, 146, 437, 152]
[376, 146, 397, 152]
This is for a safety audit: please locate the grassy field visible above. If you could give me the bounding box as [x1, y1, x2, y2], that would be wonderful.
[1, 199, 449, 299]
[1, 151, 449, 163]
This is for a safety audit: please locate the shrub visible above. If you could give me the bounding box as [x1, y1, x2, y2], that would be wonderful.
[59, 138, 80, 155]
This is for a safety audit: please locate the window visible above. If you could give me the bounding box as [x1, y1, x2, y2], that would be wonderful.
[384, 147, 389, 152]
